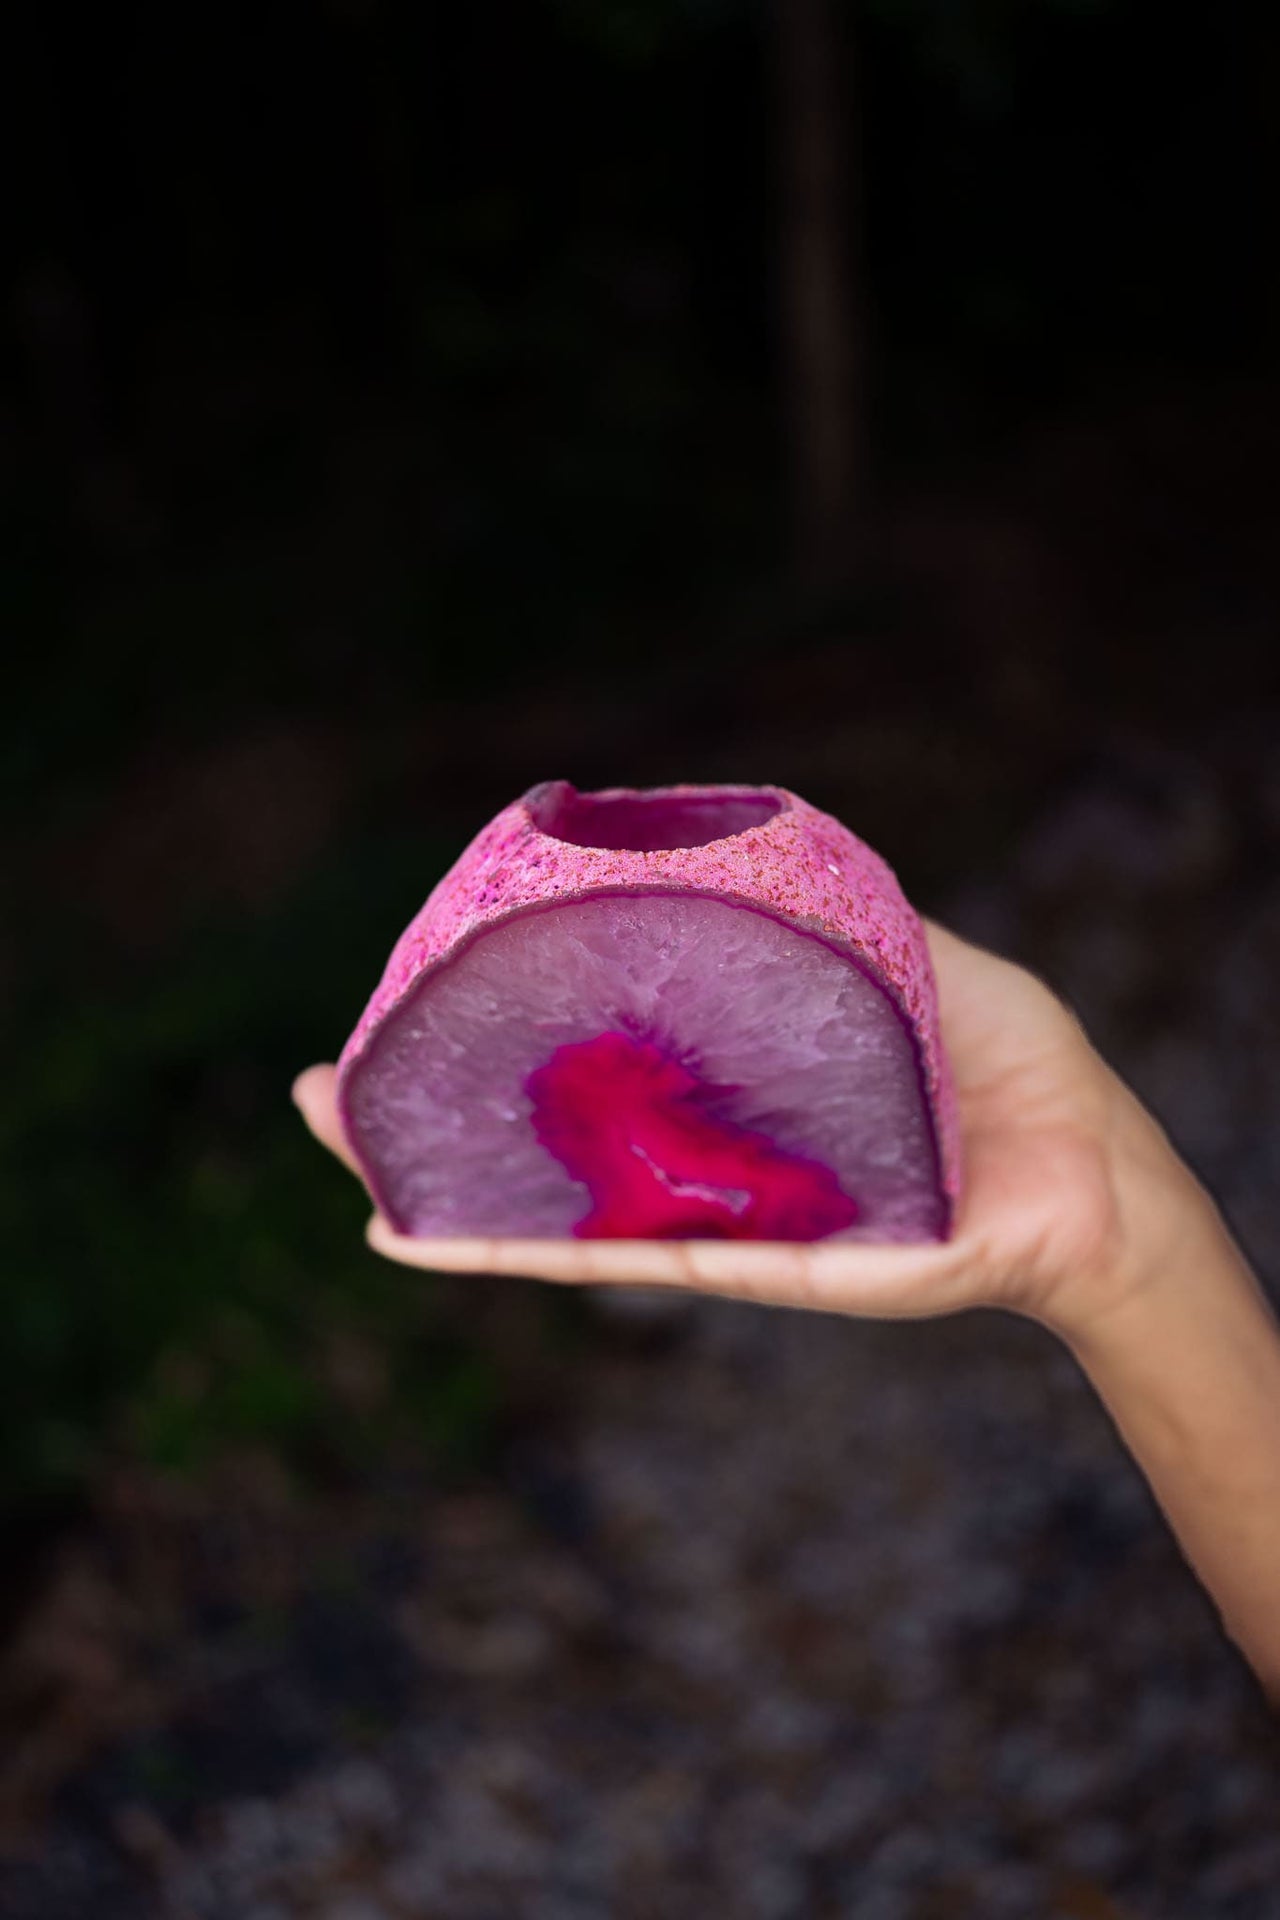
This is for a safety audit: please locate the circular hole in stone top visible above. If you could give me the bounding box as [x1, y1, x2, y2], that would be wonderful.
[527, 782, 785, 852]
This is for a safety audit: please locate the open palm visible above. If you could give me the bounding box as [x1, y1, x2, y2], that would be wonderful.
[294, 922, 1146, 1333]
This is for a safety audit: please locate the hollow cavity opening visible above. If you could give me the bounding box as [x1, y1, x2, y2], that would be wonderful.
[527, 781, 784, 852]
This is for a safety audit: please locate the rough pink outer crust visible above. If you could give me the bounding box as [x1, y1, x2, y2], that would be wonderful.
[336, 782, 961, 1230]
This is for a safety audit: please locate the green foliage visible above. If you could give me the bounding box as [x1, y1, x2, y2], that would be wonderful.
[0, 826, 504, 1506]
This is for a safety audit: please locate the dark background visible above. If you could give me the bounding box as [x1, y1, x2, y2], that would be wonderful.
[3, 2, 1280, 1913]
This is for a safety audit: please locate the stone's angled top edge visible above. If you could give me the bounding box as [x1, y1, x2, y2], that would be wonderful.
[336, 781, 961, 1222]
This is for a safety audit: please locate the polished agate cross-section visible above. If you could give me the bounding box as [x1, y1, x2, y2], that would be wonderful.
[337, 783, 955, 1244]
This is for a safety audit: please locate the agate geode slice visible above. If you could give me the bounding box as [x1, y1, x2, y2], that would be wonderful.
[336, 781, 959, 1243]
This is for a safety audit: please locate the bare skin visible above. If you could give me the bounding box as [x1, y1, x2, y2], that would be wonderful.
[294, 919, 1280, 1701]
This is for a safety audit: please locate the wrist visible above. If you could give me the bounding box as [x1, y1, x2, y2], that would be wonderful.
[1027, 1070, 1237, 1350]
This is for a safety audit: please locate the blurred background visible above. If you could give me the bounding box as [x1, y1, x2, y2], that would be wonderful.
[3, 1, 1280, 1913]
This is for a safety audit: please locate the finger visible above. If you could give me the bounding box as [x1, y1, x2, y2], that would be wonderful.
[366, 1217, 755, 1288]
[364, 1213, 975, 1318]
[292, 1063, 363, 1176]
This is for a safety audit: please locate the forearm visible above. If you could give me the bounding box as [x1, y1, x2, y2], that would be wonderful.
[1056, 1139, 1280, 1702]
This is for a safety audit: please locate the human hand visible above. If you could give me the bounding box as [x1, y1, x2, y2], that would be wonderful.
[297, 922, 1280, 1701]
[292, 920, 1202, 1342]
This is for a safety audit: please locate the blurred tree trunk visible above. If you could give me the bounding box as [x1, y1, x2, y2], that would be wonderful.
[774, 0, 866, 594]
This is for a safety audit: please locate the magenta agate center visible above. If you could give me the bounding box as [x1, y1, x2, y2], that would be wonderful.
[526, 1030, 859, 1241]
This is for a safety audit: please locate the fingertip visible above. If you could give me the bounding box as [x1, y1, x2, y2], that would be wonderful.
[364, 1211, 394, 1256]
[292, 1063, 335, 1109]
[365, 1216, 505, 1275]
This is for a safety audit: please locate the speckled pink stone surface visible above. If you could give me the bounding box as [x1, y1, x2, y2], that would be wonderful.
[336, 781, 960, 1229]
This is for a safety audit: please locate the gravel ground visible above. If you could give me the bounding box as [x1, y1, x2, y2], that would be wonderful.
[4, 732, 1279, 1919]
